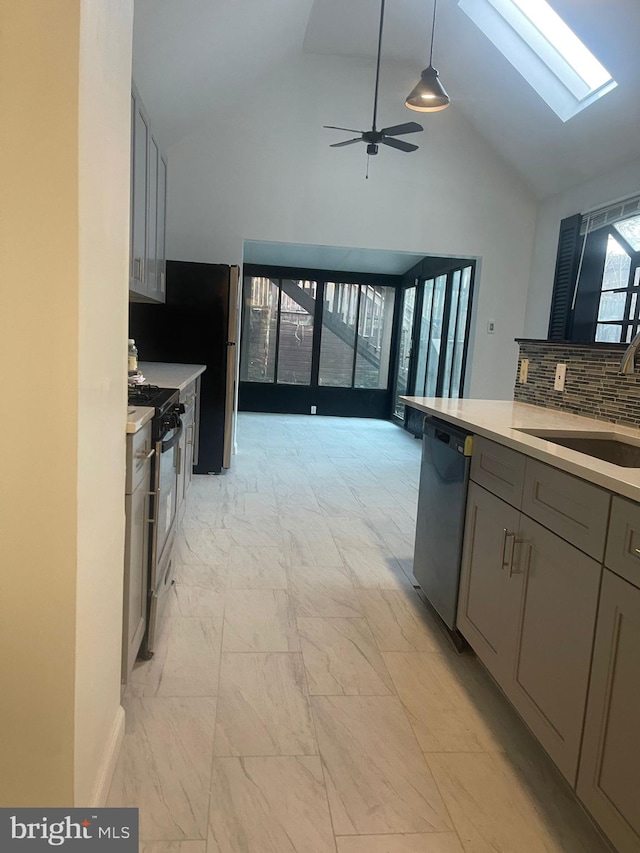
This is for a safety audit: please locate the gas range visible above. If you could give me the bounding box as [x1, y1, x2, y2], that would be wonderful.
[128, 384, 183, 442]
[128, 383, 178, 412]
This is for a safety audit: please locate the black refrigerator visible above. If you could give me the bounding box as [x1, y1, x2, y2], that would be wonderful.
[129, 261, 239, 474]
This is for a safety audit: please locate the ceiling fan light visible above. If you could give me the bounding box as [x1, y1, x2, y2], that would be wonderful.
[405, 65, 450, 112]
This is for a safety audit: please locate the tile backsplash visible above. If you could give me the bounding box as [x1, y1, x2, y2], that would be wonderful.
[514, 340, 640, 427]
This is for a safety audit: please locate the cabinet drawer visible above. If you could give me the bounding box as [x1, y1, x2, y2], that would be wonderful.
[605, 496, 640, 588]
[522, 459, 610, 561]
[125, 421, 154, 494]
[470, 436, 526, 507]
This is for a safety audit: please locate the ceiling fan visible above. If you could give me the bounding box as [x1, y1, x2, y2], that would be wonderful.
[324, 0, 423, 159]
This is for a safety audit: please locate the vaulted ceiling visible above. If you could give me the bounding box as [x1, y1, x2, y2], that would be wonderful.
[133, 0, 640, 199]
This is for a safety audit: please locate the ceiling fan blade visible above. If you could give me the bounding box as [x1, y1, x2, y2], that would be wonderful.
[324, 125, 363, 134]
[380, 121, 423, 136]
[381, 137, 419, 153]
[330, 138, 364, 148]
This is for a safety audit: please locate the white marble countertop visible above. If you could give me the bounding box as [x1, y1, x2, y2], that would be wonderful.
[126, 406, 154, 435]
[137, 361, 206, 392]
[401, 397, 640, 502]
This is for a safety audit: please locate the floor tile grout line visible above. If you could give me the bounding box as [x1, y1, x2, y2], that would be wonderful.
[297, 625, 341, 853]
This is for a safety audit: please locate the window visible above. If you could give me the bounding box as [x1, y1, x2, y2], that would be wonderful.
[549, 201, 640, 343]
[240, 277, 317, 384]
[240, 275, 396, 389]
[458, 0, 616, 121]
[318, 282, 396, 389]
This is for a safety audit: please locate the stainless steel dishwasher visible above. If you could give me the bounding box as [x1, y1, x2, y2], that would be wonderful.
[412, 415, 473, 632]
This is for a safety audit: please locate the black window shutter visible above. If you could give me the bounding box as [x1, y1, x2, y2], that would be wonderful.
[548, 213, 582, 340]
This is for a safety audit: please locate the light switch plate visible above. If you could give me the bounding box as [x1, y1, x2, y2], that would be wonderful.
[487, 320, 496, 334]
[520, 358, 529, 383]
[554, 363, 566, 391]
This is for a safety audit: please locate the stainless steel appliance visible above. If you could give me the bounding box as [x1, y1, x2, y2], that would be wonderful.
[128, 384, 183, 657]
[413, 416, 473, 633]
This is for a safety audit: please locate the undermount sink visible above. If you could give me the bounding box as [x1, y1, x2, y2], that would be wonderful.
[516, 429, 640, 468]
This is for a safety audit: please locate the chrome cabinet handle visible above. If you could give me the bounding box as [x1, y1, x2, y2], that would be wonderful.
[135, 448, 155, 460]
[509, 541, 532, 576]
[500, 529, 516, 570]
[633, 547, 640, 558]
[134, 257, 145, 281]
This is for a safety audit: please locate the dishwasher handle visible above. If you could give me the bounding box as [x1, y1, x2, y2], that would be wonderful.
[434, 428, 451, 445]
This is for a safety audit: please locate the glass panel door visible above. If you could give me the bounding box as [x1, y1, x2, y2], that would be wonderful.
[394, 261, 474, 426]
[393, 285, 416, 418]
[276, 279, 316, 385]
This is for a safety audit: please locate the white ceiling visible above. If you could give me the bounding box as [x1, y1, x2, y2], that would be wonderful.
[133, 0, 640, 199]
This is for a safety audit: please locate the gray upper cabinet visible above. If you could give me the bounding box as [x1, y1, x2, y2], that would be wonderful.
[154, 153, 168, 302]
[577, 569, 640, 853]
[130, 92, 149, 297]
[130, 85, 167, 304]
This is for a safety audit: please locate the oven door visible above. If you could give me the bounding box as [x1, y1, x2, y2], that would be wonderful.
[153, 419, 182, 580]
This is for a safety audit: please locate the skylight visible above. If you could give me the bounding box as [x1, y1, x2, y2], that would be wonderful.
[458, 0, 617, 121]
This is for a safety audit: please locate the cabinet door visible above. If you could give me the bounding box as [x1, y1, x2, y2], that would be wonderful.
[155, 154, 167, 302]
[577, 570, 640, 853]
[123, 484, 150, 683]
[457, 482, 523, 685]
[146, 135, 159, 300]
[176, 427, 187, 520]
[509, 516, 601, 785]
[184, 405, 195, 496]
[130, 95, 149, 296]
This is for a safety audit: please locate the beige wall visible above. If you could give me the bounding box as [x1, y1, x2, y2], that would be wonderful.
[75, 0, 133, 806]
[0, 0, 132, 806]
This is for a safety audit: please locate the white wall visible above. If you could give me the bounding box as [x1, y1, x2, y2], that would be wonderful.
[525, 156, 640, 338]
[0, 0, 132, 806]
[165, 53, 538, 399]
[75, 0, 133, 806]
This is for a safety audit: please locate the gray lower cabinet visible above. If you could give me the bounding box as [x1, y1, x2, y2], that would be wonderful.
[456, 437, 639, 851]
[176, 381, 198, 521]
[507, 516, 601, 785]
[459, 461, 603, 787]
[577, 569, 640, 853]
[458, 482, 523, 686]
[123, 423, 153, 684]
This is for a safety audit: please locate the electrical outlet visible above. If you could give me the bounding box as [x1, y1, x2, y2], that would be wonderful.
[519, 358, 529, 383]
[554, 363, 566, 391]
[310, 405, 317, 414]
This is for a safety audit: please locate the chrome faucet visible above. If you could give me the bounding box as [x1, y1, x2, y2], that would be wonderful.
[619, 328, 640, 374]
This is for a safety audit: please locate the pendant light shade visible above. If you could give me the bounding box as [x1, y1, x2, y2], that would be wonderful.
[405, 0, 450, 112]
[405, 65, 450, 111]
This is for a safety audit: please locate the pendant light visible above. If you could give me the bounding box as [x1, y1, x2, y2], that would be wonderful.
[405, 0, 450, 112]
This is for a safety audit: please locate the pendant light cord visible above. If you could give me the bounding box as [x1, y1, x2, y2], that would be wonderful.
[429, 0, 437, 66]
[372, 0, 385, 131]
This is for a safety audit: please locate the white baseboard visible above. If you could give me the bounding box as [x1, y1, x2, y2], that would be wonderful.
[88, 704, 125, 807]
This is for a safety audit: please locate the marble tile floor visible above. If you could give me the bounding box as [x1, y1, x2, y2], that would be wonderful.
[109, 413, 611, 853]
